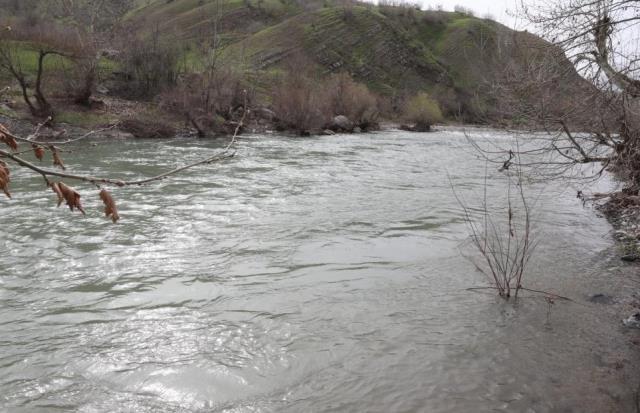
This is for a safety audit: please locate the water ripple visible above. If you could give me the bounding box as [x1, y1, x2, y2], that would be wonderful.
[0, 130, 637, 412]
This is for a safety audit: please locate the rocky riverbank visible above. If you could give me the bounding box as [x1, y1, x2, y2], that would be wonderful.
[600, 193, 640, 262]
[599, 195, 640, 330]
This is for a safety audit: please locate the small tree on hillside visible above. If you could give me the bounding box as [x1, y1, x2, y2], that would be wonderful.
[49, 0, 134, 106]
[1, 1, 136, 110]
[0, 15, 107, 118]
[0, 22, 85, 118]
[118, 27, 180, 99]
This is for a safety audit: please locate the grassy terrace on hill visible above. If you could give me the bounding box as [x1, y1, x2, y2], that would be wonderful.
[0, 40, 119, 124]
[125, 0, 308, 43]
[189, 4, 468, 93]
[0, 42, 73, 82]
[127, 1, 552, 109]
[210, 5, 526, 116]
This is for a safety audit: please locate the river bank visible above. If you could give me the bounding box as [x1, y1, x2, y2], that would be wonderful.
[601, 196, 640, 261]
[599, 196, 640, 332]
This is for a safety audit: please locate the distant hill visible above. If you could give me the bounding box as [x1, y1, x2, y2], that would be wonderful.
[126, 0, 594, 123]
[0, 0, 597, 128]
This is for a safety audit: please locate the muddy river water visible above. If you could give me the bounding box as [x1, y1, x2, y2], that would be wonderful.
[1, 128, 638, 412]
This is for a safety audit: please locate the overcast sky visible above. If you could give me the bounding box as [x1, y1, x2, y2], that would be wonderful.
[380, 1, 526, 28]
[431, 0, 520, 26]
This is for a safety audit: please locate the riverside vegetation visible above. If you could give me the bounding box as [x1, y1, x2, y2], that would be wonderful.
[0, 0, 595, 137]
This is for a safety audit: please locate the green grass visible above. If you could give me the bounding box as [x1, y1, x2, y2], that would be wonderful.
[0, 104, 17, 118]
[211, 4, 450, 95]
[98, 57, 119, 73]
[122, 0, 496, 103]
[55, 110, 116, 128]
[0, 41, 117, 82]
[125, 0, 364, 43]
[2, 41, 72, 74]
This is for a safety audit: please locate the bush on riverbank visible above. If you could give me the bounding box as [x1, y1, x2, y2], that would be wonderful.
[402, 92, 443, 132]
[271, 70, 329, 135]
[271, 66, 380, 135]
[117, 30, 181, 99]
[160, 67, 253, 137]
[120, 118, 176, 139]
[325, 73, 380, 131]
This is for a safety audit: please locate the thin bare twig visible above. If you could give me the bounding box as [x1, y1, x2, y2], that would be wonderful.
[466, 286, 574, 302]
[452, 136, 536, 299]
[9, 121, 120, 145]
[0, 92, 249, 188]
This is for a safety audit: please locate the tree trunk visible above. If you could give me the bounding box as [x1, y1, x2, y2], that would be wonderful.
[15, 74, 37, 116]
[2, 56, 38, 116]
[34, 51, 53, 118]
[186, 112, 206, 138]
[74, 64, 95, 107]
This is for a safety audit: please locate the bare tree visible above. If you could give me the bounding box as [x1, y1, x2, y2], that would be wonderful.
[46, 0, 134, 106]
[0, 0, 132, 114]
[495, 0, 640, 196]
[182, 0, 247, 137]
[118, 25, 181, 99]
[0, 22, 83, 118]
[44, 0, 133, 33]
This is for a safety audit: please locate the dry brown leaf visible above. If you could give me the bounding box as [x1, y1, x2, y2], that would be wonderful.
[99, 189, 120, 223]
[0, 124, 18, 150]
[32, 144, 45, 161]
[57, 182, 85, 214]
[0, 177, 9, 198]
[0, 160, 10, 179]
[0, 132, 18, 151]
[50, 182, 64, 207]
[0, 160, 10, 199]
[51, 147, 65, 170]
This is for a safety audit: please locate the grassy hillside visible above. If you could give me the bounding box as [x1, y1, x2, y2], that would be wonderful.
[0, 0, 593, 130]
[124, 0, 588, 121]
[125, 0, 310, 43]
[235, 6, 448, 92]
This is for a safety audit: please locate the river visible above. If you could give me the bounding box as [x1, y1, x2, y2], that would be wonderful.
[0, 128, 638, 412]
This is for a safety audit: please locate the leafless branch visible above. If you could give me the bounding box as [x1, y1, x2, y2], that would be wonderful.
[0, 105, 246, 187]
[450, 146, 537, 299]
